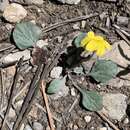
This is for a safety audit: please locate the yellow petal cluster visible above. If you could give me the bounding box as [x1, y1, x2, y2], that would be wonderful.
[80, 31, 111, 56]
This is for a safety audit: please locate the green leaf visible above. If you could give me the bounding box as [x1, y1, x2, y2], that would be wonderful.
[13, 22, 41, 50]
[47, 76, 66, 94]
[89, 60, 118, 83]
[80, 89, 103, 111]
[74, 32, 86, 48]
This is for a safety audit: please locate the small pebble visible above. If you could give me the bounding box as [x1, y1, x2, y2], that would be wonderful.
[41, 23, 46, 28]
[81, 20, 86, 28]
[73, 23, 80, 30]
[90, 127, 95, 130]
[57, 36, 63, 43]
[35, 40, 48, 48]
[2, 50, 30, 64]
[84, 115, 91, 123]
[3, 3, 27, 23]
[71, 87, 76, 96]
[33, 122, 43, 130]
[24, 125, 32, 130]
[123, 118, 129, 124]
[73, 125, 78, 130]
[30, 20, 36, 24]
[99, 127, 107, 130]
[50, 66, 63, 79]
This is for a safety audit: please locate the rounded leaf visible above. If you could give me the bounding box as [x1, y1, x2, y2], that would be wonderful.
[81, 90, 103, 111]
[74, 32, 86, 48]
[47, 76, 66, 94]
[13, 22, 41, 50]
[90, 60, 118, 83]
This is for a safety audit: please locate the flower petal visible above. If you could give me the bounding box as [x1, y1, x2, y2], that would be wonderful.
[80, 36, 89, 47]
[104, 41, 111, 50]
[85, 40, 98, 52]
[87, 31, 95, 39]
[96, 46, 105, 56]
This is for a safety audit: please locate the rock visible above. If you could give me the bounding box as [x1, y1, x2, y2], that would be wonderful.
[8, 108, 16, 118]
[50, 66, 63, 79]
[35, 40, 48, 48]
[2, 50, 30, 64]
[33, 122, 43, 130]
[70, 87, 76, 96]
[24, 0, 44, 5]
[3, 3, 27, 23]
[0, 0, 9, 12]
[24, 125, 32, 130]
[101, 40, 130, 68]
[117, 16, 129, 26]
[102, 93, 127, 121]
[57, 0, 81, 5]
[50, 85, 69, 100]
[84, 115, 91, 123]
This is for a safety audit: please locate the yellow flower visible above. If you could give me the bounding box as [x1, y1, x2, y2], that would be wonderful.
[80, 31, 111, 56]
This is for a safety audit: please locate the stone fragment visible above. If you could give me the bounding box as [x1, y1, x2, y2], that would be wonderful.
[35, 40, 48, 48]
[2, 50, 30, 64]
[57, 0, 81, 5]
[84, 115, 91, 123]
[102, 93, 127, 121]
[71, 87, 76, 96]
[3, 3, 27, 23]
[50, 66, 63, 79]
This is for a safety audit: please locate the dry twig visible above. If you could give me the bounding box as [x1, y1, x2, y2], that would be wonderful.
[97, 111, 120, 130]
[41, 80, 55, 130]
